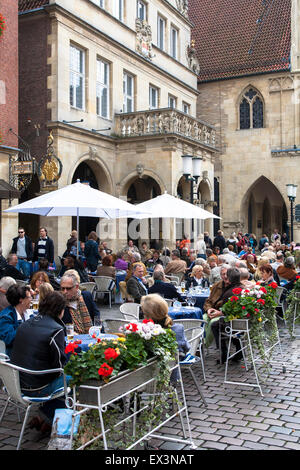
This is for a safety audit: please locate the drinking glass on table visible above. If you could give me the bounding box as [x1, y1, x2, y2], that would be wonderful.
[190, 297, 196, 307]
[31, 298, 39, 311]
[180, 282, 185, 293]
[66, 323, 74, 341]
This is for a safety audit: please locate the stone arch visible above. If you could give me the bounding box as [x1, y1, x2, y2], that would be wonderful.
[67, 152, 113, 194]
[119, 168, 166, 199]
[241, 176, 288, 239]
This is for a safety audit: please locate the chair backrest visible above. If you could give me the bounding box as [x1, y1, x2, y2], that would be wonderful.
[164, 299, 174, 307]
[103, 318, 131, 334]
[79, 282, 96, 294]
[173, 319, 205, 356]
[119, 302, 140, 319]
[93, 276, 114, 291]
[165, 275, 180, 286]
[275, 286, 284, 305]
[0, 360, 24, 405]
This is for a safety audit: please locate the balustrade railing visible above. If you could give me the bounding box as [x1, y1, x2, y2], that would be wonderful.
[114, 108, 216, 147]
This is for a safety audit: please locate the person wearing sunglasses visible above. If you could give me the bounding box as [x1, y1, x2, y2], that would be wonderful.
[11, 227, 33, 279]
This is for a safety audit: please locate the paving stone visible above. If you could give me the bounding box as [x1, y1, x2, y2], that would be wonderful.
[284, 442, 300, 450]
[219, 436, 244, 446]
[242, 441, 270, 450]
[202, 441, 228, 450]
[237, 433, 261, 442]
[260, 437, 286, 447]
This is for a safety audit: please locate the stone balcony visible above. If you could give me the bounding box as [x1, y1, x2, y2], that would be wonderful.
[113, 108, 217, 149]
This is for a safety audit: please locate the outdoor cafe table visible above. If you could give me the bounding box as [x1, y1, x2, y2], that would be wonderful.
[178, 287, 210, 310]
[168, 306, 202, 320]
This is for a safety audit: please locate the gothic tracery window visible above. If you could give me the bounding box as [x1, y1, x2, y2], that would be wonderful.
[239, 88, 264, 129]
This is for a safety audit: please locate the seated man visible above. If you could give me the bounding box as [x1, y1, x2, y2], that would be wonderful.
[60, 271, 93, 334]
[164, 249, 187, 279]
[277, 256, 298, 281]
[149, 270, 184, 301]
[126, 263, 149, 304]
[0, 284, 32, 355]
[0, 277, 17, 311]
[2, 253, 27, 281]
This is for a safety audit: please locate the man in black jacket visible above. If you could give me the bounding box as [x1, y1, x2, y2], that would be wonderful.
[11, 227, 33, 279]
[149, 270, 184, 301]
[2, 254, 27, 281]
[33, 227, 55, 265]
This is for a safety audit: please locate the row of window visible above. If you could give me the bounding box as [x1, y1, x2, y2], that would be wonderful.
[70, 45, 191, 117]
[91, 0, 180, 60]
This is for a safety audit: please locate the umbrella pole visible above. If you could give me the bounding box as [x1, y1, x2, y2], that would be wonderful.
[76, 208, 79, 260]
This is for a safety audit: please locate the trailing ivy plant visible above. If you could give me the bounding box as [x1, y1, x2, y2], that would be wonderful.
[284, 277, 300, 339]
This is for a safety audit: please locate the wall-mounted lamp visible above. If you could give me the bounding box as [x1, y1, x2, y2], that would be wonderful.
[62, 119, 84, 123]
[91, 128, 111, 132]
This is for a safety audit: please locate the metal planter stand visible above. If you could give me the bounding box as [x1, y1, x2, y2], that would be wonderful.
[292, 292, 300, 337]
[67, 356, 196, 450]
[223, 318, 286, 397]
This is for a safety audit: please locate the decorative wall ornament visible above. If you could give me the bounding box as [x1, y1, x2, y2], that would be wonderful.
[136, 163, 144, 178]
[135, 19, 154, 60]
[38, 131, 62, 191]
[186, 40, 200, 75]
[176, 0, 189, 18]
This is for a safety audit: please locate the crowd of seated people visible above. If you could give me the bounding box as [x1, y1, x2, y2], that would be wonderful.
[0, 226, 299, 439]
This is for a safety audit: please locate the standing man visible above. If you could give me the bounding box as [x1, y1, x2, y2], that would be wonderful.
[11, 227, 33, 279]
[33, 227, 55, 266]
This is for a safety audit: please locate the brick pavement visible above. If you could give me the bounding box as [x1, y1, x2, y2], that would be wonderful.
[1, 304, 300, 450]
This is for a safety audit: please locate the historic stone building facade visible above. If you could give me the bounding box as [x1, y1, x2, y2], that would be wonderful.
[0, 0, 20, 250]
[189, 0, 300, 242]
[8, 0, 218, 258]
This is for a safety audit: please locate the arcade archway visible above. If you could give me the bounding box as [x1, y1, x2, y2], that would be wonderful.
[242, 176, 288, 239]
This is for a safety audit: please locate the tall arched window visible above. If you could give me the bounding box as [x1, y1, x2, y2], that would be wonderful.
[239, 88, 264, 129]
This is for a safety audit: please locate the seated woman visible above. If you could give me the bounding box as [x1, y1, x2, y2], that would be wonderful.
[30, 271, 50, 301]
[204, 267, 244, 364]
[96, 255, 116, 279]
[59, 255, 89, 283]
[10, 291, 68, 434]
[258, 265, 275, 286]
[38, 282, 54, 303]
[140, 293, 190, 361]
[185, 265, 209, 290]
[114, 251, 128, 271]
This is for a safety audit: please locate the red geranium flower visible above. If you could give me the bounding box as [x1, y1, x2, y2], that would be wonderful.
[242, 306, 246, 310]
[142, 319, 154, 324]
[257, 298, 265, 305]
[104, 347, 119, 361]
[126, 322, 139, 332]
[232, 287, 242, 295]
[65, 342, 79, 355]
[230, 296, 239, 302]
[270, 282, 278, 289]
[259, 286, 267, 294]
[296, 276, 300, 280]
[98, 363, 114, 377]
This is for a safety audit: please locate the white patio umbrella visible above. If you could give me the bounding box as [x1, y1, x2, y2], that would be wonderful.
[132, 192, 220, 220]
[4, 180, 150, 257]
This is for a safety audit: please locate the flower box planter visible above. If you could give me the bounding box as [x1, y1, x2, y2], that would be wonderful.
[76, 358, 159, 407]
[230, 319, 249, 331]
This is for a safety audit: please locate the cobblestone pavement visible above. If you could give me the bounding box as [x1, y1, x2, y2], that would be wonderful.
[1, 304, 300, 450]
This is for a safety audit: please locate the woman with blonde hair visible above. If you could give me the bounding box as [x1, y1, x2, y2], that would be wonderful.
[38, 282, 54, 303]
[141, 294, 190, 358]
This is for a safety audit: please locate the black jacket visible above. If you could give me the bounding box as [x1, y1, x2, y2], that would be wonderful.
[11, 314, 67, 390]
[11, 235, 33, 261]
[2, 264, 26, 281]
[185, 276, 210, 290]
[149, 280, 184, 301]
[213, 235, 226, 253]
[33, 237, 55, 263]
